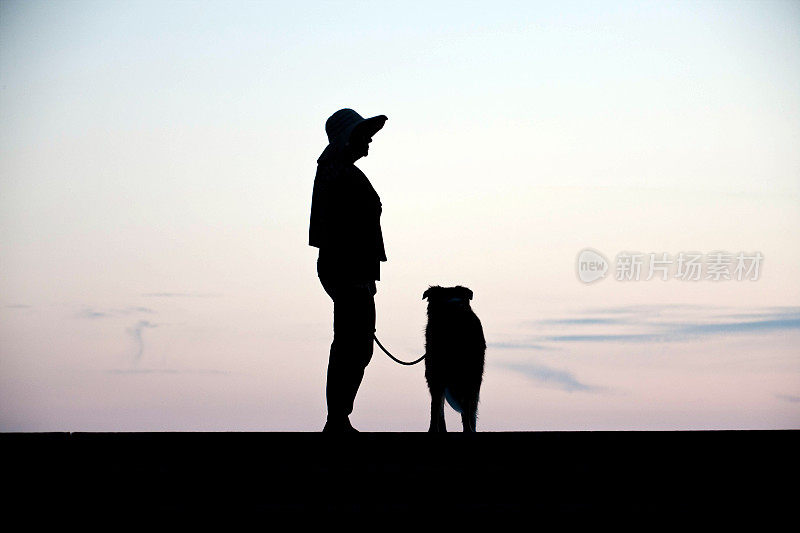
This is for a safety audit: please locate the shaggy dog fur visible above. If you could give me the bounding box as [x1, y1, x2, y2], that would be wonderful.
[422, 285, 486, 432]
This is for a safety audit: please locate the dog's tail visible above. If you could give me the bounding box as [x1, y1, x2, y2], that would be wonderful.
[444, 388, 462, 414]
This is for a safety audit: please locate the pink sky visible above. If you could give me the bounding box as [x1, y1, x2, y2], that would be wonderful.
[1, 1, 798, 431]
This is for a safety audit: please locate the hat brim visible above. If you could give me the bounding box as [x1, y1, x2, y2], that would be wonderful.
[349, 115, 388, 141]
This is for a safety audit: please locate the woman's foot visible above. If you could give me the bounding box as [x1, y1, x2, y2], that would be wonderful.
[322, 416, 359, 433]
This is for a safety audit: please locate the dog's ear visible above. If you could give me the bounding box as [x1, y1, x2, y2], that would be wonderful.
[422, 286, 440, 300]
[456, 286, 473, 300]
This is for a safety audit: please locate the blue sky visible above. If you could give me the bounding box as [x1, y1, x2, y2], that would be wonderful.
[1, 0, 798, 431]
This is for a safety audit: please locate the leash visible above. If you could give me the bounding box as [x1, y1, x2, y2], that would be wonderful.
[373, 334, 425, 366]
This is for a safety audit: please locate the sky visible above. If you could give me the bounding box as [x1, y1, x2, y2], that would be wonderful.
[1, 0, 799, 431]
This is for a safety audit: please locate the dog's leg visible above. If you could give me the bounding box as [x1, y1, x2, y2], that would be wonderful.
[461, 402, 477, 433]
[428, 389, 446, 432]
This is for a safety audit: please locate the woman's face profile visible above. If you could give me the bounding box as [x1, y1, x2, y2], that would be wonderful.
[347, 130, 372, 161]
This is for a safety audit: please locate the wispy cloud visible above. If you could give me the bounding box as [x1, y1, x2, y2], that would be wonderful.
[579, 304, 713, 315]
[531, 317, 626, 326]
[545, 333, 666, 343]
[501, 362, 605, 393]
[488, 341, 552, 350]
[496, 306, 800, 347]
[493, 305, 800, 392]
[776, 394, 800, 404]
[721, 307, 800, 320]
[543, 315, 800, 344]
[76, 306, 154, 319]
[127, 320, 157, 360]
[78, 309, 113, 319]
[125, 306, 154, 314]
[671, 316, 800, 337]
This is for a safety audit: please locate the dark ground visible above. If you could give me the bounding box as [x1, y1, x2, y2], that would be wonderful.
[2, 431, 796, 522]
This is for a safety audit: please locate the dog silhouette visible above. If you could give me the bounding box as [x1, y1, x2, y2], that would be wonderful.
[422, 285, 486, 432]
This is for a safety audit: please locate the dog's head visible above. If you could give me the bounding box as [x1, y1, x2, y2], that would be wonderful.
[422, 285, 474, 306]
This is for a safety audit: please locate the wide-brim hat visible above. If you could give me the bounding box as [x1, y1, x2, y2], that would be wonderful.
[325, 108, 388, 149]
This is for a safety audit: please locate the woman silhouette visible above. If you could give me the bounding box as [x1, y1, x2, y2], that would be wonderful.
[309, 108, 388, 432]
